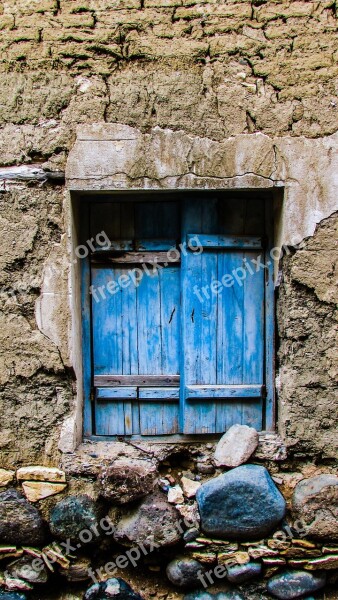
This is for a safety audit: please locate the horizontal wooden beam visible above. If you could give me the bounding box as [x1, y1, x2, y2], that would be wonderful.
[185, 385, 263, 399]
[92, 251, 180, 265]
[187, 234, 262, 250]
[0, 165, 65, 184]
[96, 387, 137, 399]
[139, 387, 180, 400]
[92, 239, 177, 253]
[95, 375, 180, 387]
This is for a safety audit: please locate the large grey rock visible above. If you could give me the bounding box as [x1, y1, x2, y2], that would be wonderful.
[292, 474, 338, 541]
[196, 465, 286, 540]
[166, 558, 205, 588]
[267, 570, 326, 599]
[0, 489, 45, 545]
[113, 492, 181, 548]
[50, 495, 100, 542]
[226, 561, 262, 583]
[99, 459, 157, 504]
[214, 425, 259, 467]
[83, 578, 143, 600]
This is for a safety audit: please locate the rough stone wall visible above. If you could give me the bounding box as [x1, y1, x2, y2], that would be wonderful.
[277, 212, 338, 461]
[0, 184, 74, 465]
[0, 0, 338, 171]
[0, 1, 337, 464]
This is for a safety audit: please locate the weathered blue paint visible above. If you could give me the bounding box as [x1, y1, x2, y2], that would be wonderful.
[82, 195, 274, 437]
[181, 198, 265, 434]
[187, 234, 262, 250]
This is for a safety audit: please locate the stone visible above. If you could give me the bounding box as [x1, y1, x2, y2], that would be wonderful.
[305, 554, 338, 570]
[267, 570, 326, 599]
[0, 594, 28, 600]
[226, 561, 262, 583]
[0, 489, 45, 545]
[113, 492, 182, 548]
[168, 485, 184, 504]
[4, 578, 32, 592]
[166, 557, 205, 588]
[50, 495, 100, 542]
[262, 558, 286, 567]
[196, 463, 215, 475]
[183, 528, 199, 542]
[196, 465, 286, 540]
[214, 425, 259, 467]
[16, 466, 66, 482]
[214, 594, 245, 600]
[175, 502, 200, 528]
[7, 555, 48, 583]
[83, 578, 143, 600]
[22, 481, 67, 502]
[184, 593, 213, 600]
[292, 474, 338, 541]
[218, 551, 249, 565]
[60, 557, 92, 581]
[0, 469, 15, 487]
[191, 551, 217, 565]
[99, 459, 157, 504]
[248, 545, 279, 559]
[181, 477, 201, 499]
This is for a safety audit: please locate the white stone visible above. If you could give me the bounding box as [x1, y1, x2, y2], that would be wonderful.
[181, 476, 201, 498]
[0, 468, 15, 487]
[214, 424, 259, 467]
[22, 481, 67, 502]
[167, 484, 184, 504]
[17, 466, 66, 482]
[175, 501, 200, 527]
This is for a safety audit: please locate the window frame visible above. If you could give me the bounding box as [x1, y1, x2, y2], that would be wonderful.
[80, 192, 275, 440]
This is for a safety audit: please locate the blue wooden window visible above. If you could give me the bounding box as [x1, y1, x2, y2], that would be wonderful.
[81, 194, 275, 437]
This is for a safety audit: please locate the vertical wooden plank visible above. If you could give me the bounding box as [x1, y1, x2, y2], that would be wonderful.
[215, 251, 244, 432]
[91, 266, 123, 375]
[136, 267, 162, 375]
[120, 270, 138, 434]
[182, 198, 219, 433]
[95, 401, 126, 435]
[139, 401, 179, 435]
[159, 265, 180, 375]
[243, 250, 264, 384]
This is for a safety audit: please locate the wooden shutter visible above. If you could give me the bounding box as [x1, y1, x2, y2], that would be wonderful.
[90, 201, 181, 436]
[180, 198, 266, 434]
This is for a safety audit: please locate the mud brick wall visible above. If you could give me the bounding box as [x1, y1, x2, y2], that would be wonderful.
[0, 0, 337, 466]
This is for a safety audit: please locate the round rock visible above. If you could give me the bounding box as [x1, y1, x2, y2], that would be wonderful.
[50, 495, 100, 542]
[267, 570, 326, 599]
[99, 459, 157, 504]
[84, 577, 143, 600]
[166, 558, 205, 588]
[292, 474, 338, 541]
[113, 492, 181, 548]
[0, 489, 45, 545]
[196, 464, 286, 540]
[214, 424, 259, 467]
[226, 561, 262, 583]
